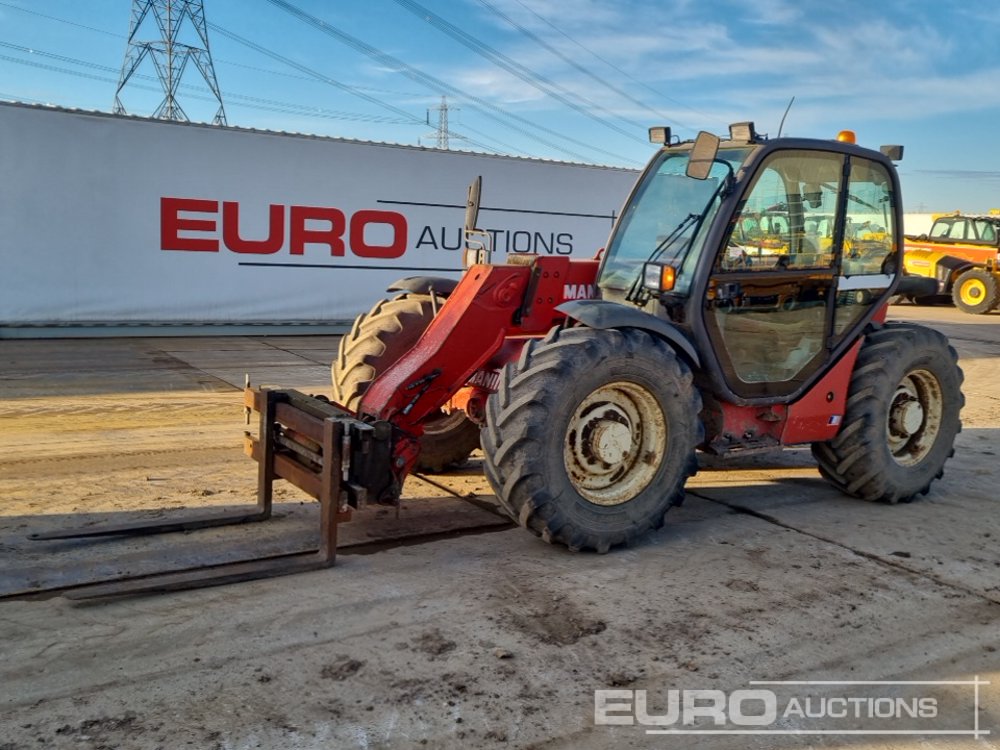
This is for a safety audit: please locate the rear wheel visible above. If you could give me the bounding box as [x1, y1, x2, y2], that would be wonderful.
[482, 326, 701, 552]
[952, 268, 1000, 314]
[812, 323, 963, 503]
[332, 293, 481, 472]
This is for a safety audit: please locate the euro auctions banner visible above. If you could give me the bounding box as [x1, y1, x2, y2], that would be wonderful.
[0, 102, 638, 327]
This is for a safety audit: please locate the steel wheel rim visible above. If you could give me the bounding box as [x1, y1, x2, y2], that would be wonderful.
[959, 278, 985, 305]
[563, 381, 666, 506]
[886, 369, 943, 466]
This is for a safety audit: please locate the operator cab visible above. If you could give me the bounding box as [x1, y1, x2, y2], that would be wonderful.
[597, 122, 904, 404]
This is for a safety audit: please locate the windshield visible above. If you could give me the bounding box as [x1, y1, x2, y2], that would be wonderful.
[599, 147, 750, 294]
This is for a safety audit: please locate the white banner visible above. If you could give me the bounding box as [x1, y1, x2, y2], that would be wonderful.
[0, 102, 638, 327]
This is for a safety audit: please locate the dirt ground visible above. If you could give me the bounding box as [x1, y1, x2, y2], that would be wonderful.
[1, 304, 998, 749]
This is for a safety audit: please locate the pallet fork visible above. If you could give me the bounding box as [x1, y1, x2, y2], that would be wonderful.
[18, 387, 361, 600]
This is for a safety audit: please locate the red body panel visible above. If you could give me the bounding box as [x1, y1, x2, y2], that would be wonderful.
[782, 338, 862, 443]
[708, 338, 861, 448]
[704, 401, 787, 451]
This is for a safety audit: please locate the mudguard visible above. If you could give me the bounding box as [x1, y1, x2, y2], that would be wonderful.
[934, 255, 975, 291]
[904, 250, 974, 295]
[556, 299, 700, 367]
[386, 276, 459, 296]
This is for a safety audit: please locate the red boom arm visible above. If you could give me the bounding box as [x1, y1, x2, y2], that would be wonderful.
[358, 256, 599, 476]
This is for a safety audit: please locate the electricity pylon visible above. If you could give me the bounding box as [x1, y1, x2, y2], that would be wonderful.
[113, 0, 227, 125]
[425, 96, 461, 149]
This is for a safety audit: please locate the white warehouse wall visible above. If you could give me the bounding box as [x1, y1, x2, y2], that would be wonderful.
[0, 103, 638, 333]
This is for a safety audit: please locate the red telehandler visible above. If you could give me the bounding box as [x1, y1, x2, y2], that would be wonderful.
[323, 123, 962, 551]
[23, 123, 963, 598]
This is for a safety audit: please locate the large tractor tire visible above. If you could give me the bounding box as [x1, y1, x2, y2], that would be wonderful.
[812, 323, 963, 503]
[482, 326, 701, 553]
[332, 293, 481, 472]
[952, 268, 1000, 314]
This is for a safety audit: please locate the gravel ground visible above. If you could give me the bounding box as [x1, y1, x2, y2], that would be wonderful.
[0, 304, 998, 749]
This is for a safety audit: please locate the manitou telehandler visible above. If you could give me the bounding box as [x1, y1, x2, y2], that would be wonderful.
[21, 122, 963, 598]
[322, 123, 962, 554]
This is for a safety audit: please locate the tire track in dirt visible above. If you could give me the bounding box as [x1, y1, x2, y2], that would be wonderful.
[690, 489, 1000, 607]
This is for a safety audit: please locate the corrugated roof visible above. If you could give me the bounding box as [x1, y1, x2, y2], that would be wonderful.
[0, 98, 639, 173]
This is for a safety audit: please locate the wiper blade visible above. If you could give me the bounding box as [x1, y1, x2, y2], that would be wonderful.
[625, 213, 699, 303]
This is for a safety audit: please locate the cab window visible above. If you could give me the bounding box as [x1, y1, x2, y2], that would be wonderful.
[834, 156, 898, 335]
[974, 220, 996, 243]
[708, 150, 842, 389]
[930, 220, 953, 239]
[719, 151, 841, 272]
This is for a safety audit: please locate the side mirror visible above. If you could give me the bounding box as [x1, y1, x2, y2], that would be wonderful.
[687, 132, 720, 180]
[880, 145, 904, 161]
[464, 175, 482, 233]
[463, 176, 491, 268]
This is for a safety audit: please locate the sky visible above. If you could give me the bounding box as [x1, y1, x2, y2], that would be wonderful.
[1, 0, 998, 213]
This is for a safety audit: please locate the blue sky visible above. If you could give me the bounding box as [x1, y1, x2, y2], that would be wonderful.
[1, 0, 998, 212]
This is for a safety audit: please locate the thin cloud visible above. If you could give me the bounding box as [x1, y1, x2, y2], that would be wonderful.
[913, 169, 1000, 183]
[451, 68, 548, 105]
[457, 0, 998, 135]
[740, 0, 804, 25]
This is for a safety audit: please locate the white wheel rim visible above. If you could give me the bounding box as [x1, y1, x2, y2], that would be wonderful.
[563, 381, 666, 506]
[886, 369, 943, 467]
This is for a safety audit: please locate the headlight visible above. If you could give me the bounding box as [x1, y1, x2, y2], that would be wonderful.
[642, 262, 676, 293]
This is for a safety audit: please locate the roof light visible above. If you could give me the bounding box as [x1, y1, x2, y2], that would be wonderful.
[729, 122, 756, 141]
[836, 130, 856, 143]
[648, 126, 671, 144]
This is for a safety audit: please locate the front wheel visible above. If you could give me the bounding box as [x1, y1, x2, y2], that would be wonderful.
[812, 323, 963, 503]
[482, 326, 701, 552]
[332, 293, 481, 472]
[952, 268, 1000, 314]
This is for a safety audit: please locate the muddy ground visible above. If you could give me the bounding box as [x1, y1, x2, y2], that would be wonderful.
[0, 304, 998, 749]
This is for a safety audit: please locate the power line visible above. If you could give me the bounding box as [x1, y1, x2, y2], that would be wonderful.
[391, 0, 647, 144]
[0, 1, 121, 38]
[0, 0, 427, 98]
[449, 120, 542, 159]
[0, 42, 410, 127]
[473, 0, 693, 132]
[263, 0, 639, 165]
[0, 52, 115, 86]
[206, 24, 509, 154]
[261, 0, 598, 161]
[506, 0, 725, 131]
[0, 0, 638, 162]
[0, 40, 122, 74]
[0, 29, 523, 155]
[214, 57, 428, 99]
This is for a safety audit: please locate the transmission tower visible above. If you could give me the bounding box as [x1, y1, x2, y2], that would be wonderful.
[113, 0, 227, 125]
[425, 96, 459, 149]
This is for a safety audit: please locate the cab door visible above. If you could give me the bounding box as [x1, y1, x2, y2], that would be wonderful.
[703, 149, 898, 400]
